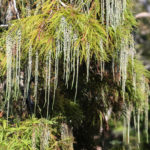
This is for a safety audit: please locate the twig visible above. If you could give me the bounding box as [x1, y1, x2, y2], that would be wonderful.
[0, 24, 8, 27]
[135, 12, 150, 19]
[59, 0, 67, 7]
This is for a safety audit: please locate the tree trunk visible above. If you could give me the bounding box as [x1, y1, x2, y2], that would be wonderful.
[61, 123, 74, 150]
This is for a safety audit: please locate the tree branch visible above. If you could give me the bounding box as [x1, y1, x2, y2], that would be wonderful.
[135, 12, 150, 19]
[13, 0, 20, 19]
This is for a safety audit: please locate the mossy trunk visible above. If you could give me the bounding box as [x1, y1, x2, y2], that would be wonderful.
[61, 123, 74, 150]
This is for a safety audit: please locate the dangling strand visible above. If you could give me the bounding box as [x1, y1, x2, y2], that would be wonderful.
[137, 108, 141, 144]
[122, 0, 127, 20]
[120, 40, 129, 101]
[74, 44, 79, 102]
[129, 36, 136, 93]
[106, 0, 110, 31]
[127, 107, 131, 144]
[47, 50, 51, 118]
[15, 30, 21, 100]
[123, 114, 127, 143]
[65, 26, 72, 88]
[109, 0, 113, 26]
[100, 40, 104, 80]
[100, 0, 127, 29]
[52, 38, 60, 110]
[101, 88, 106, 108]
[141, 76, 149, 143]
[23, 68, 28, 112]
[34, 0, 41, 15]
[34, 51, 38, 114]
[145, 95, 149, 143]
[44, 55, 48, 107]
[61, 17, 74, 87]
[130, 36, 135, 76]
[60, 17, 67, 80]
[26, 46, 32, 97]
[72, 34, 77, 88]
[133, 73, 136, 95]
[86, 42, 90, 82]
[6, 34, 13, 121]
[101, 0, 105, 24]
[133, 109, 137, 130]
[26, 3, 31, 17]
[112, 53, 115, 81]
[145, 89, 149, 143]
[71, 39, 73, 73]
[85, 0, 90, 14]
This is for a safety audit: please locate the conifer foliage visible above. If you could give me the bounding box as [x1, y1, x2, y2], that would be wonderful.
[0, 0, 149, 149]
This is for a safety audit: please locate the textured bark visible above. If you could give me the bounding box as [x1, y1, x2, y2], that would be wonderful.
[0, 0, 18, 25]
[61, 123, 74, 150]
[40, 125, 50, 150]
[0, 0, 6, 24]
[6, 0, 18, 23]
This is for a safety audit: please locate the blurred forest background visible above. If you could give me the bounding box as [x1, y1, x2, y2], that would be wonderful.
[108, 0, 150, 149]
[134, 0, 150, 70]
[95, 0, 150, 149]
